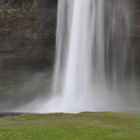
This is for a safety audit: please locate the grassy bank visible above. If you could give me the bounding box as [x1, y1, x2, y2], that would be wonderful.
[0, 112, 140, 140]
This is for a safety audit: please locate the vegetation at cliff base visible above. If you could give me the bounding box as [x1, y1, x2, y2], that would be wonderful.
[0, 112, 140, 140]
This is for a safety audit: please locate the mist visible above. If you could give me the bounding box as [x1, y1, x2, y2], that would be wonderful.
[0, 0, 140, 113]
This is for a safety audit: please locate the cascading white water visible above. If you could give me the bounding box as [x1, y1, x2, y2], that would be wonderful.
[15, 0, 140, 113]
[39, 0, 136, 113]
[42, 0, 106, 112]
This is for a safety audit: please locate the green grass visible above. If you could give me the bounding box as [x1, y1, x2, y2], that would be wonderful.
[0, 112, 140, 140]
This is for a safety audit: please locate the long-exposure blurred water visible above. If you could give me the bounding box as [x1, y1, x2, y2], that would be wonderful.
[15, 0, 140, 113]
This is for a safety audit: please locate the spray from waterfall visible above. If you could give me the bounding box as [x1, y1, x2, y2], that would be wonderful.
[39, 0, 136, 113]
[15, 0, 140, 113]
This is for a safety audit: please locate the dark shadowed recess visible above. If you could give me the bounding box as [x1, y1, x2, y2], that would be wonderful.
[0, 0, 58, 111]
[0, 0, 58, 8]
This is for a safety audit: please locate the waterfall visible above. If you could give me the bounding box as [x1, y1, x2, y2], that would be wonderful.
[16, 0, 140, 113]
[39, 0, 135, 113]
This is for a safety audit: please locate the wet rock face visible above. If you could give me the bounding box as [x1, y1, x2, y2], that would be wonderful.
[0, 0, 139, 67]
[131, 0, 140, 75]
[0, 0, 57, 62]
[38, 0, 57, 8]
[131, 0, 140, 37]
[0, 0, 57, 8]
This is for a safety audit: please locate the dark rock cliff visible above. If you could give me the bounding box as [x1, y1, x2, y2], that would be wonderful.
[0, 0, 57, 63]
[131, 0, 140, 75]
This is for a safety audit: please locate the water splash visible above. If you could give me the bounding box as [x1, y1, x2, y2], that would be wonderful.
[38, 0, 137, 113]
[16, 0, 140, 113]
